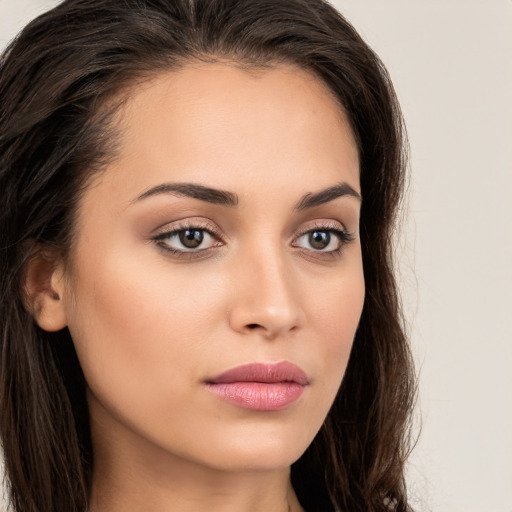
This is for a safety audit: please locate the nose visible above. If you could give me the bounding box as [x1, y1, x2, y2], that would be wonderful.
[228, 248, 305, 340]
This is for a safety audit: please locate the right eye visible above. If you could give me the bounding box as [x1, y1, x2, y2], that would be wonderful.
[152, 225, 222, 254]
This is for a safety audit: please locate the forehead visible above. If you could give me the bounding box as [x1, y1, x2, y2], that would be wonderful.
[81, 62, 360, 213]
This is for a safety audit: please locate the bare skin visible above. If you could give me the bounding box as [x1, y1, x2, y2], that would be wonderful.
[27, 63, 364, 512]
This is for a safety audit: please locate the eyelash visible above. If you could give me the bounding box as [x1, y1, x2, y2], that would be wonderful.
[151, 221, 355, 260]
[293, 222, 355, 259]
[152, 221, 222, 258]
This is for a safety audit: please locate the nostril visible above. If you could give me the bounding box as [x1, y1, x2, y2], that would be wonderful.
[246, 324, 261, 330]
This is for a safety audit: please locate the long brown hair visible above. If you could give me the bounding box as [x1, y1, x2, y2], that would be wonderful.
[0, 1, 415, 510]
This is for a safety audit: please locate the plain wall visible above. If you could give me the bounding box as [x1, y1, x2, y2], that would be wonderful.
[1, 1, 511, 511]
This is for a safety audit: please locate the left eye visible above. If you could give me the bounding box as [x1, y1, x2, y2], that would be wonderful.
[154, 228, 218, 252]
[294, 229, 343, 252]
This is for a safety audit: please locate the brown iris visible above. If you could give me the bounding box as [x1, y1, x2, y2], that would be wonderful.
[179, 229, 204, 249]
[309, 231, 330, 250]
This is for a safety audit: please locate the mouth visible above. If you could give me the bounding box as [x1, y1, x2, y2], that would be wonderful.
[204, 361, 309, 411]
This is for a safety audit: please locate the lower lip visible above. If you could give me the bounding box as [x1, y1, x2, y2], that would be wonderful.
[205, 382, 305, 411]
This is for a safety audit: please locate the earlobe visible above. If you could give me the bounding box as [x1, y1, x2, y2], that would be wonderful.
[23, 251, 68, 332]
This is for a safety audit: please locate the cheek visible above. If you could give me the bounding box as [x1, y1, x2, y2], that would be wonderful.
[306, 263, 365, 389]
[63, 248, 224, 417]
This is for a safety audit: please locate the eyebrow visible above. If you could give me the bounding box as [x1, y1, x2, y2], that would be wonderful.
[294, 182, 361, 210]
[134, 181, 361, 209]
[136, 183, 239, 207]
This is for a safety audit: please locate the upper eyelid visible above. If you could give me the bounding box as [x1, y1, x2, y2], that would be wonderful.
[152, 219, 222, 237]
[150, 214, 355, 239]
[294, 220, 347, 235]
[151, 219, 349, 237]
[152, 220, 346, 237]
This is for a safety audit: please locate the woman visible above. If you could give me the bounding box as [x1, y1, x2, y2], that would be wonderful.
[0, 0, 415, 511]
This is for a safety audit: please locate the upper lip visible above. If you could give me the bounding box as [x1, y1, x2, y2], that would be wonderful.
[206, 361, 309, 385]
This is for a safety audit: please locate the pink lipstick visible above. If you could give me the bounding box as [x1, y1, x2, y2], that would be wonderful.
[205, 361, 308, 411]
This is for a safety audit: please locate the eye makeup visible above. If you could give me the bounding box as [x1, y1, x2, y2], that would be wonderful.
[151, 220, 224, 259]
[150, 217, 355, 262]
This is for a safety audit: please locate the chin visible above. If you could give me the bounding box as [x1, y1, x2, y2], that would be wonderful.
[204, 448, 304, 474]
[188, 424, 314, 473]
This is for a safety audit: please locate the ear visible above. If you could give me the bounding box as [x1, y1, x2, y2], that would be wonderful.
[23, 249, 68, 332]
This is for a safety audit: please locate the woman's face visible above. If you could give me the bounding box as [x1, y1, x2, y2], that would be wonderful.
[59, 63, 364, 473]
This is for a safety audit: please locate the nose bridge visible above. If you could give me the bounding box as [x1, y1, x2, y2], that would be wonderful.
[229, 239, 303, 338]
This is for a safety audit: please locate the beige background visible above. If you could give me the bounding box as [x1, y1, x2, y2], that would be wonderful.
[1, 1, 511, 511]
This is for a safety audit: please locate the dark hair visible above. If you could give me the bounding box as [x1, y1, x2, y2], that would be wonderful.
[0, 1, 415, 511]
